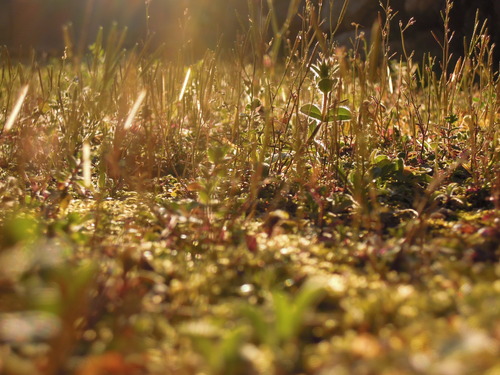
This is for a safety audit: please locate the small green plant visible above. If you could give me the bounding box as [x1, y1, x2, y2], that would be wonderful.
[300, 56, 352, 148]
[240, 278, 325, 372]
[182, 321, 248, 375]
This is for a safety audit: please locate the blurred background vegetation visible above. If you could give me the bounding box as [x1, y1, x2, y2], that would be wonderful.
[0, 0, 248, 58]
[1, 0, 498, 64]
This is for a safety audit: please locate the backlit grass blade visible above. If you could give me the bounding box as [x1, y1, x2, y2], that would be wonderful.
[4, 85, 29, 132]
[123, 90, 147, 130]
[179, 67, 191, 101]
[82, 141, 91, 188]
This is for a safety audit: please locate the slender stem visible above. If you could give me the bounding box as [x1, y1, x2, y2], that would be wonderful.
[305, 91, 330, 146]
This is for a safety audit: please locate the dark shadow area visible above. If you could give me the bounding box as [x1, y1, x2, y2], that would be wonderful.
[0, 0, 498, 68]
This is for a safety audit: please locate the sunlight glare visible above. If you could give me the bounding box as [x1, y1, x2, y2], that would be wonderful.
[4, 85, 29, 132]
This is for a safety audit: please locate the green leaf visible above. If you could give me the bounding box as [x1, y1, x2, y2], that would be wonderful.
[318, 78, 335, 94]
[273, 291, 294, 341]
[240, 305, 270, 345]
[373, 154, 391, 166]
[301, 104, 352, 122]
[395, 158, 404, 172]
[198, 190, 210, 205]
[290, 280, 324, 335]
[329, 105, 352, 121]
[300, 104, 322, 121]
[0, 215, 39, 248]
[208, 145, 231, 164]
[220, 327, 247, 365]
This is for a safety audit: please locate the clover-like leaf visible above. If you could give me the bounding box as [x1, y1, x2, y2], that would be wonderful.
[330, 105, 352, 121]
[300, 104, 352, 122]
[300, 104, 323, 121]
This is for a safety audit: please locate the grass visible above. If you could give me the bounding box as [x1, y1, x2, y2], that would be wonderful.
[0, 1, 499, 374]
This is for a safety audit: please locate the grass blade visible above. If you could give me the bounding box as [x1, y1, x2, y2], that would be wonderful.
[82, 141, 91, 188]
[123, 90, 147, 130]
[179, 67, 191, 102]
[4, 84, 29, 132]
